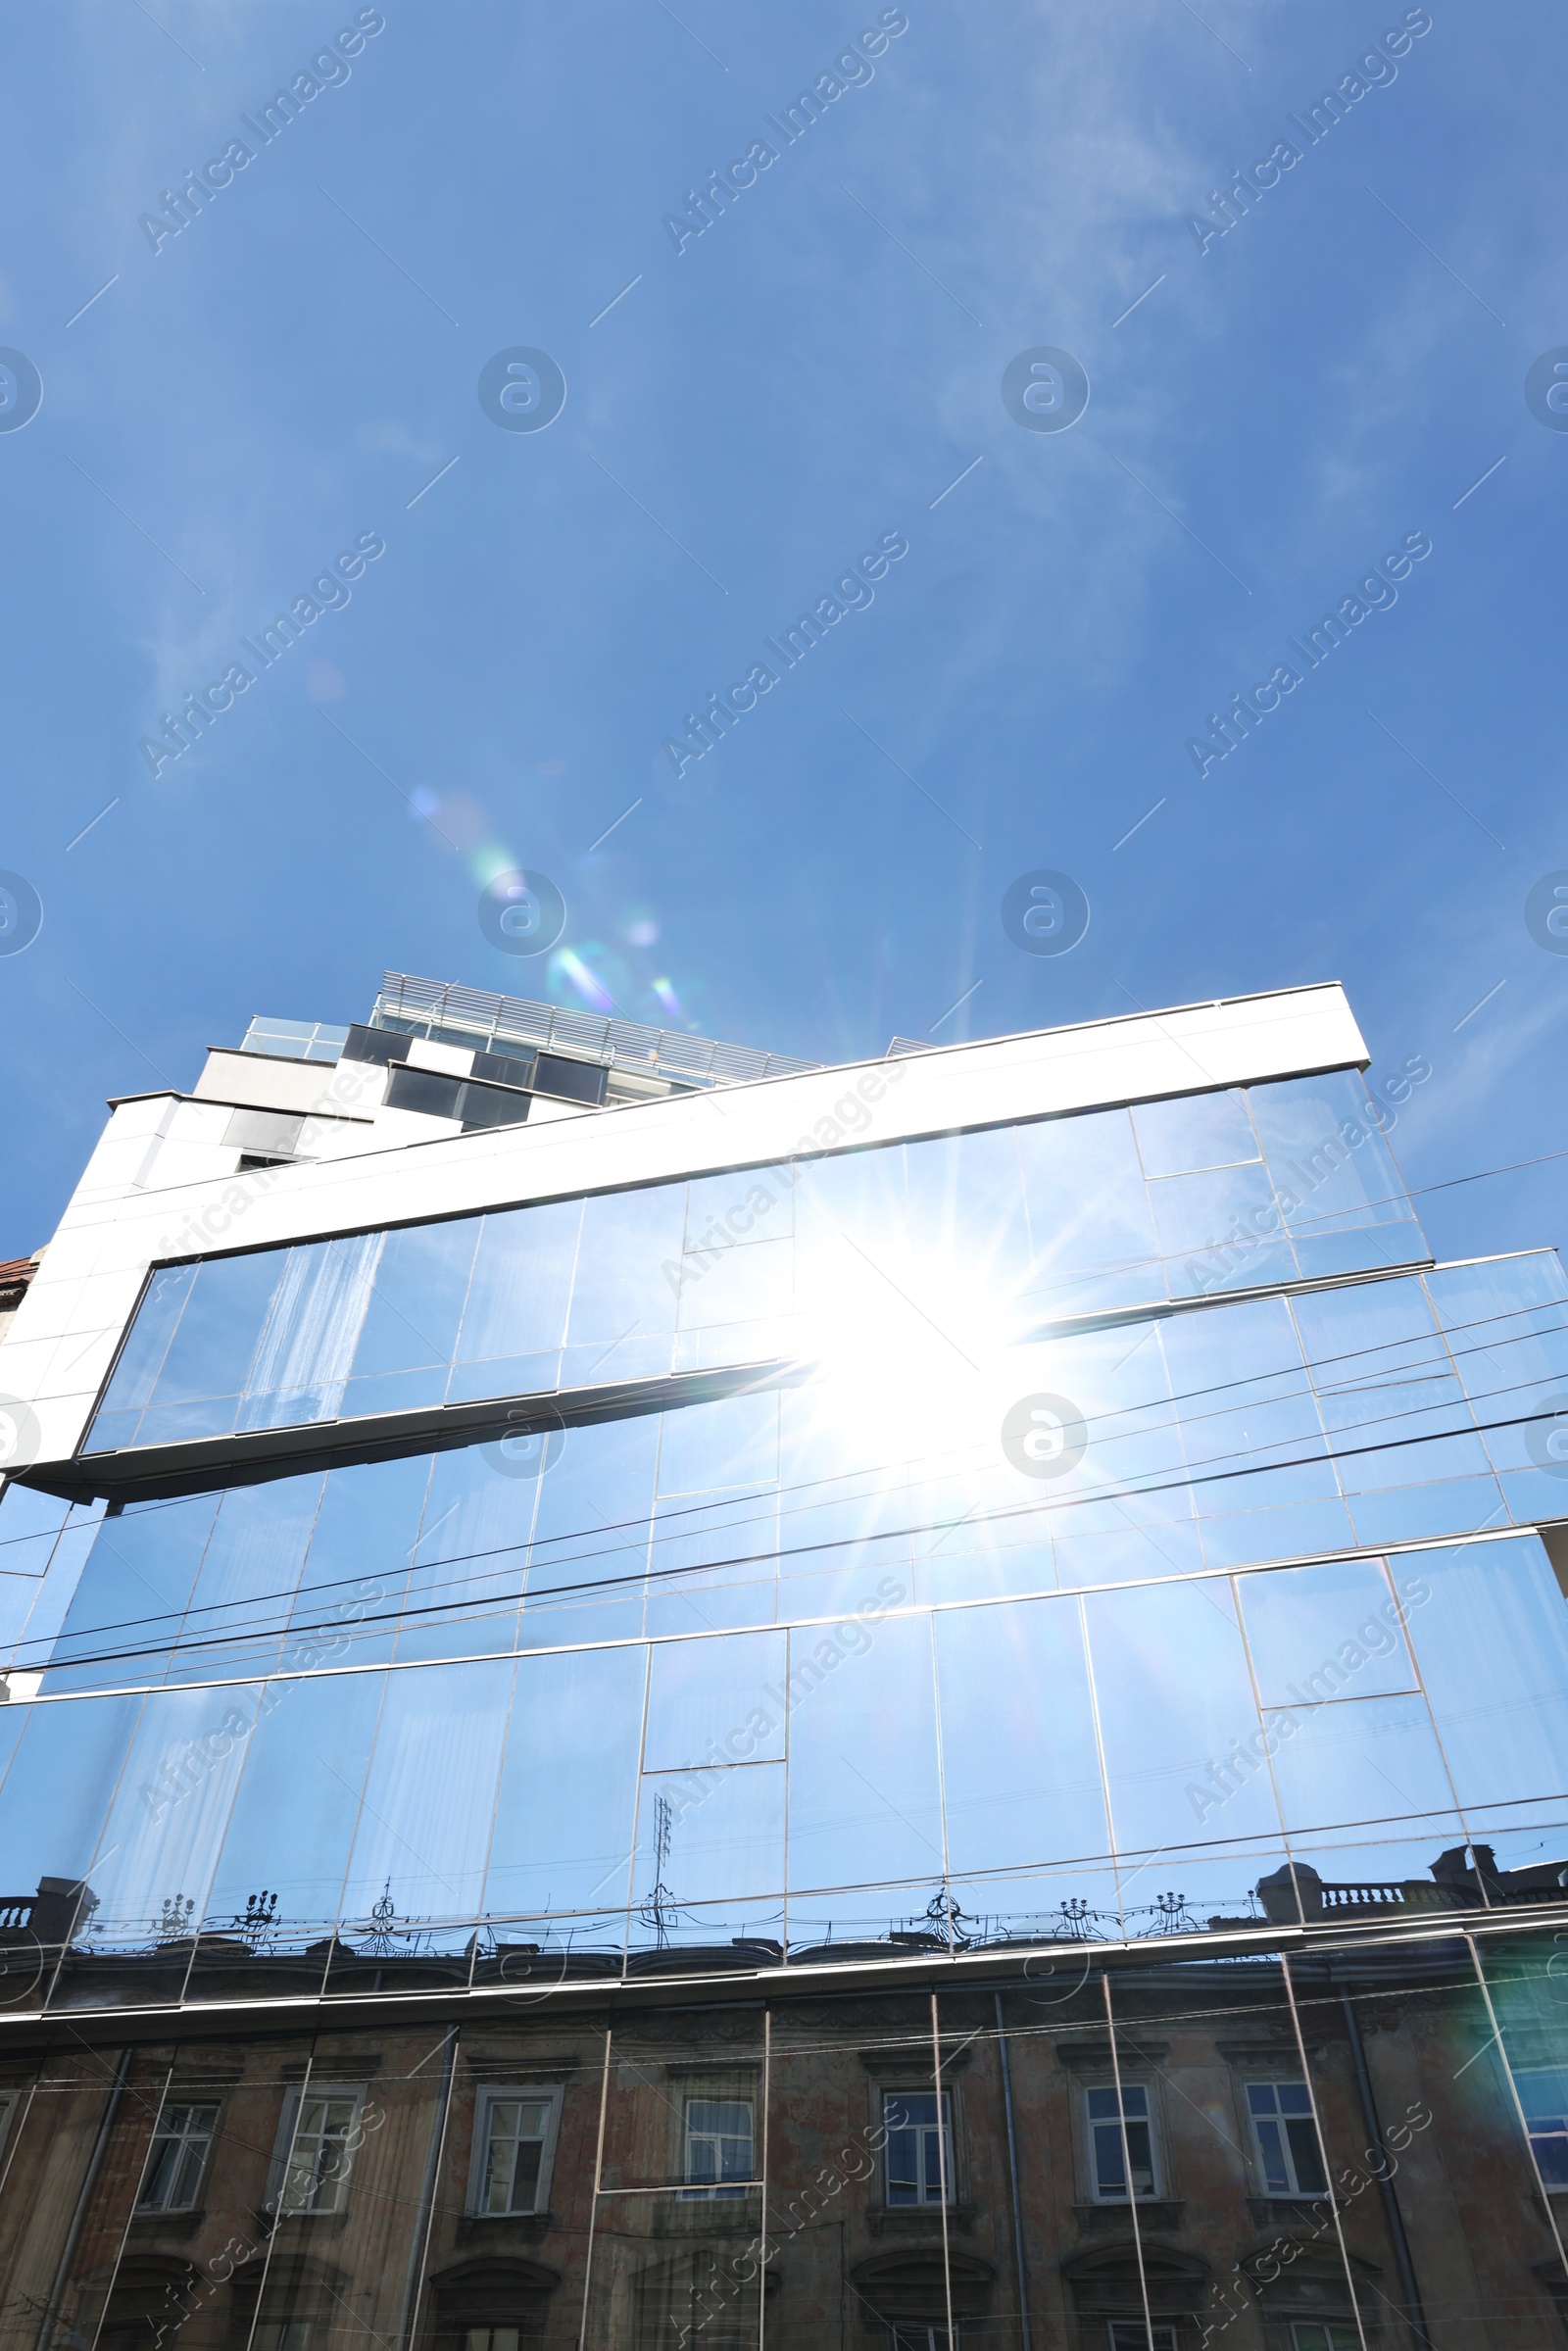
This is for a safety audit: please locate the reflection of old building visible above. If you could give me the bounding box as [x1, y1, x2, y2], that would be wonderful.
[9, 1928, 1568, 2347]
[0, 1254, 39, 1351]
[5, 975, 1568, 2345]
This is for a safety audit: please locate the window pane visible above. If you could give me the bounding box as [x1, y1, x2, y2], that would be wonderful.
[202, 1670, 386, 1953]
[165, 1474, 324, 1686]
[483, 1643, 645, 1937]
[685, 2096, 754, 2191]
[1255, 2114, 1290, 2192]
[92, 1264, 197, 1423]
[1249, 1069, 1425, 1279]
[1399, 1536, 1568, 1836]
[563, 1185, 685, 1385]
[643, 1630, 787, 1771]
[449, 1198, 582, 1397]
[0, 1692, 141, 1906]
[1085, 1581, 1280, 1858]
[1094, 2120, 1126, 2194]
[398, 1442, 534, 1665]
[142, 1253, 280, 1411]
[482, 2094, 552, 2212]
[1237, 1557, 1418, 1709]
[1132, 1089, 1259, 1177]
[657, 1390, 779, 1497]
[338, 1658, 514, 1945]
[1292, 1276, 1493, 1503]
[85, 1685, 268, 1963]
[786, 1610, 942, 1942]
[1157, 1295, 1345, 1539]
[342, 1216, 480, 1415]
[1151, 1162, 1296, 1296]
[676, 1231, 793, 1342]
[46, 1493, 220, 1691]
[238, 1233, 384, 1430]
[287, 1452, 430, 1671]
[1266, 1692, 1460, 1887]
[1015, 1109, 1162, 1318]
[934, 1596, 1109, 1907]
[636, 1761, 784, 1917]
[523, 1415, 660, 1647]
[1286, 2115, 1328, 2192]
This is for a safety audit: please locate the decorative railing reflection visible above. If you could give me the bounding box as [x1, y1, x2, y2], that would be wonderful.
[11, 1836, 1568, 2011]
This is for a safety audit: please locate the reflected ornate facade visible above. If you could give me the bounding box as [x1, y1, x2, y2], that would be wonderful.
[3, 975, 1568, 2348]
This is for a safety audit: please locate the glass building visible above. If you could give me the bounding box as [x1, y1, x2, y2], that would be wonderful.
[3, 973, 1568, 2349]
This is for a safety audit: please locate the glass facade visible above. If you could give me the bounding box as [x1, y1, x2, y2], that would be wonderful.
[5, 1019, 1568, 2346]
[82, 1069, 1425, 1453]
[2, 1066, 1566, 1990]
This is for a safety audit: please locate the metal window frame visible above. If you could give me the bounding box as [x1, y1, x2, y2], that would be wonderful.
[269, 2082, 368, 2217]
[465, 2082, 564, 2217]
[1245, 2077, 1325, 2198]
[882, 2085, 955, 2209]
[136, 2096, 221, 2213]
[1084, 2078, 1162, 2203]
[680, 2091, 757, 2199]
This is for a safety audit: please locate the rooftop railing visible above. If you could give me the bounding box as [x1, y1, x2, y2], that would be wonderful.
[371, 971, 821, 1089]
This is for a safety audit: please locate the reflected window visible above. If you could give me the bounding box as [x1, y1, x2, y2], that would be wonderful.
[255, 2329, 312, 2351]
[683, 2097, 755, 2199]
[1247, 2082, 1327, 2197]
[889, 2331, 956, 2351]
[1289, 2328, 1360, 2351]
[272, 2085, 365, 2215]
[1108, 2328, 1176, 2351]
[470, 2088, 562, 2215]
[466, 2334, 519, 2351]
[137, 2100, 219, 2211]
[884, 2090, 953, 2206]
[1086, 2083, 1158, 2199]
[1515, 2067, 1568, 2187]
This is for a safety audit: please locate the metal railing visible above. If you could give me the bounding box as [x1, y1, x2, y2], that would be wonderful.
[373, 971, 820, 1090]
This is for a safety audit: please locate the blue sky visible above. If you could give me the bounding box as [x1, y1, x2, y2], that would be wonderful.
[0, 0, 1563, 1272]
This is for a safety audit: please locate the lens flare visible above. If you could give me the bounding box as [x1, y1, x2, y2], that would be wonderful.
[472, 842, 522, 888]
[550, 946, 615, 1012]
